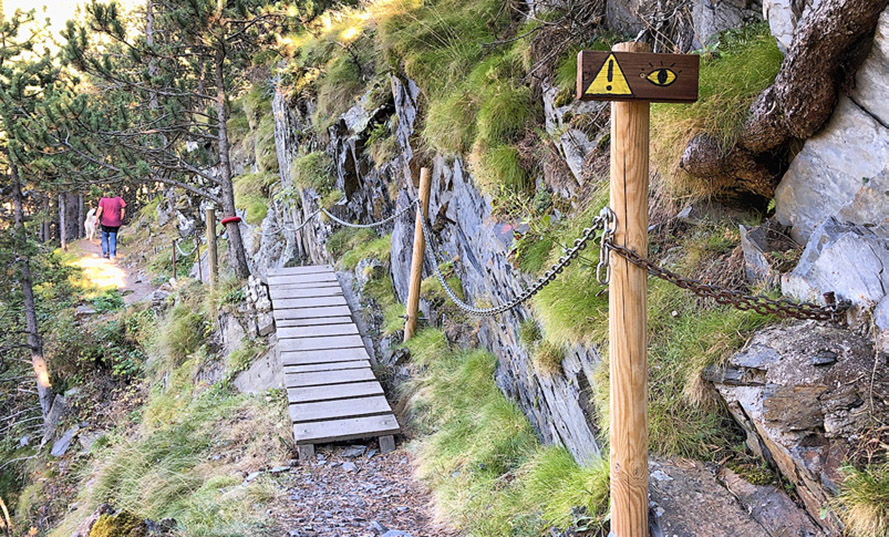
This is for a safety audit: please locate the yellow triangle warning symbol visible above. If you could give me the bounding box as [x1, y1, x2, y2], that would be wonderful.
[585, 53, 633, 96]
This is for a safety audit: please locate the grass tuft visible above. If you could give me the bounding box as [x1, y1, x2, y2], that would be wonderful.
[651, 23, 783, 199]
[836, 463, 889, 537]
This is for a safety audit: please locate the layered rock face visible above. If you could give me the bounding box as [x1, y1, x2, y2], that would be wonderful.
[708, 323, 888, 533]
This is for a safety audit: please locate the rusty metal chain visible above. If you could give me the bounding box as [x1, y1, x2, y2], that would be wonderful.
[603, 241, 850, 322]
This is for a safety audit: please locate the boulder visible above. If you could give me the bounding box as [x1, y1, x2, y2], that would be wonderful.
[51, 426, 79, 457]
[781, 218, 889, 307]
[707, 322, 887, 533]
[774, 99, 889, 243]
[774, 9, 889, 242]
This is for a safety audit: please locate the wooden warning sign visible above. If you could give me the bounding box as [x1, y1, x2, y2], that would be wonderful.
[576, 50, 699, 103]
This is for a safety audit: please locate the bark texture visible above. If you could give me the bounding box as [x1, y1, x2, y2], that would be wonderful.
[681, 0, 889, 201]
[11, 166, 53, 421]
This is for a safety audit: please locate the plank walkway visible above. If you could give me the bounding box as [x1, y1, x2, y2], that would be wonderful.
[268, 265, 400, 459]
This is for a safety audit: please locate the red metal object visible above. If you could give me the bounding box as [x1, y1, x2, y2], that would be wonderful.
[220, 216, 241, 225]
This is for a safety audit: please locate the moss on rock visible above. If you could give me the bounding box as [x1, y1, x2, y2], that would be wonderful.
[89, 512, 147, 537]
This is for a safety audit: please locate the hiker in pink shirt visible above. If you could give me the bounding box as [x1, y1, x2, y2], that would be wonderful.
[95, 191, 127, 260]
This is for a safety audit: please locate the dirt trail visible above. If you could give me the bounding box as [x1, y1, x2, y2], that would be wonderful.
[273, 443, 458, 537]
[67, 238, 157, 304]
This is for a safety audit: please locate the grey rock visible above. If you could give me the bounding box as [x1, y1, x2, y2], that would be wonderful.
[763, 0, 820, 52]
[51, 426, 79, 457]
[19, 435, 29, 447]
[851, 8, 889, 126]
[341, 461, 358, 472]
[740, 224, 779, 287]
[40, 394, 67, 447]
[369, 520, 388, 534]
[244, 471, 262, 483]
[875, 295, 889, 352]
[342, 445, 367, 458]
[719, 467, 825, 536]
[692, 0, 762, 48]
[381, 531, 413, 537]
[711, 322, 886, 533]
[269, 466, 291, 474]
[75, 305, 96, 317]
[775, 99, 889, 243]
[648, 457, 775, 536]
[78, 431, 104, 452]
[781, 218, 889, 307]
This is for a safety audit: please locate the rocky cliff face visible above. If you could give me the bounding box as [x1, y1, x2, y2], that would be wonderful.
[266, 73, 605, 463]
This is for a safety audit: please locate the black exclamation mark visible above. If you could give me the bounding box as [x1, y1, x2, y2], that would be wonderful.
[606, 59, 614, 91]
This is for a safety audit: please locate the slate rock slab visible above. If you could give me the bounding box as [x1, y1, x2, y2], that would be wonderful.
[709, 321, 887, 533]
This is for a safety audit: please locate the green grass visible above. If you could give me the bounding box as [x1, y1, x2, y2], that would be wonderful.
[340, 234, 391, 270]
[233, 171, 277, 225]
[836, 463, 889, 537]
[651, 22, 783, 198]
[403, 329, 611, 534]
[50, 385, 289, 537]
[292, 150, 334, 192]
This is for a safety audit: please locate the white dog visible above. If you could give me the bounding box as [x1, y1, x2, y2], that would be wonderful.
[84, 208, 98, 242]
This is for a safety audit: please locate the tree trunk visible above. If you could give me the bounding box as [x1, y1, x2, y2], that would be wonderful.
[11, 166, 53, 421]
[681, 0, 889, 201]
[77, 193, 84, 238]
[59, 193, 67, 250]
[214, 46, 250, 278]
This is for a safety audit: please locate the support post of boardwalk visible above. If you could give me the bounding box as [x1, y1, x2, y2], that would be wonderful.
[404, 167, 432, 342]
[206, 208, 218, 289]
[608, 40, 651, 537]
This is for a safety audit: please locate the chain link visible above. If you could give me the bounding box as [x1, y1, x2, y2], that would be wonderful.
[418, 206, 615, 317]
[604, 242, 850, 322]
[174, 239, 198, 257]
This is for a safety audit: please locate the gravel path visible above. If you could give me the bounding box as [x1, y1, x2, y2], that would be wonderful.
[273, 442, 459, 537]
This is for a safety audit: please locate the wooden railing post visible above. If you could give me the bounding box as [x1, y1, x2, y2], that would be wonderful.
[404, 167, 432, 342]
[608, 40, 651, 537]
[195, 235, 203, 281]
[206, 208, 218, 289]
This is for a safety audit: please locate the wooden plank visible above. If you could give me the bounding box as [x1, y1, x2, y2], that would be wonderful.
[287, 381, 383, 403]
[273, 305, 352, 320]
[293, 414, 400, 444]
[285, 367, 376, 387]
[280, 348, 370, 366]
[279, 334, 365, 352]
[268, 273, 338, 284]
[272, 296, 348, 309]
[576, 50, 699, 103]
[271, 281, 340, 291]
[268, 265, 333, 275]
[276, 316, 353, 328]
[284, 360, 370, 373]
[270, 286, 344, 299]
[289, 395, 392, 423]
[278, 324, 359, 339]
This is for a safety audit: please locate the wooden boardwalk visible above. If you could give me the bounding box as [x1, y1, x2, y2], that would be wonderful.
[268, 265, 400, 459]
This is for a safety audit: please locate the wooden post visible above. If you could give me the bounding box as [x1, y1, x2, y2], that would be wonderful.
[171, 239, 177, 279]
[608, 40, 651, 537]
[403, 167, 432, 342]
[206, 208, 218, 289]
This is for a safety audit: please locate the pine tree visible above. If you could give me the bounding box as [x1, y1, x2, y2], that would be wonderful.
[59, 0, 285, 278]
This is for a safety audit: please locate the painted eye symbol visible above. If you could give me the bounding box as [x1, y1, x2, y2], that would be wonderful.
[645, 68, 677, 86]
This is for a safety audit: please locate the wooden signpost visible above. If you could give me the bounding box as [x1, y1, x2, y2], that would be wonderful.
[577, 42, 699, 537]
